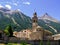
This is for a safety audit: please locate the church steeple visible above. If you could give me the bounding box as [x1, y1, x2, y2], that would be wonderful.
[32, 12, 38, 30]
[32, 12, 38, 23]
[33, 12, 37, 16]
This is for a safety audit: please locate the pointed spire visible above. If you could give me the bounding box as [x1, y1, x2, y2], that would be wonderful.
[34, 12, 37, 15]
[33, 9, 37, 15]
[33, 9, 37, 17]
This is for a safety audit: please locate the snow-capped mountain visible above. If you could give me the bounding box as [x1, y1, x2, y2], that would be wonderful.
[39, 13, 59, 23]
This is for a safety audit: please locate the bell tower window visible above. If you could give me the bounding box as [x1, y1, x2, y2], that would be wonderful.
[34, 20, 35, 22]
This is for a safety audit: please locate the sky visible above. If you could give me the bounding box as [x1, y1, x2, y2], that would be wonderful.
[0, 0, 60, 20]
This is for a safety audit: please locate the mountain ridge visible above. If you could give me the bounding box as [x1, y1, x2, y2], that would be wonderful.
[0, 8, 60, 34]
[39, 13, 59, 23]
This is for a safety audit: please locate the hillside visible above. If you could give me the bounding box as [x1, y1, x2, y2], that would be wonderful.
[0, 8, 32, 31]
[39, 13, 60, 34]
[0, 8, 60, 34]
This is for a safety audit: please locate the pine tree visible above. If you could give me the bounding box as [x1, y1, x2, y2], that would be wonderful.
[4, 25, 13, 37]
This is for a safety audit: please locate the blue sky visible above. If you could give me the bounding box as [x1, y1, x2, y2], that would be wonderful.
[0, 0, 60, 20]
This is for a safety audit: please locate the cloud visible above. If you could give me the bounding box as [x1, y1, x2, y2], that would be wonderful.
[17, 9, 21, 11]
[6, 2, 10, 4]
[6, 1, 18, 6]
[13, 3, 18, 6]
[0, 4, 3, 8]
[23, 2, 30, 5]
[5, 5, 11, 9]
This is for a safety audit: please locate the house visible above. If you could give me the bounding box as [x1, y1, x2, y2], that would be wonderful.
[52, 34, 60, 40]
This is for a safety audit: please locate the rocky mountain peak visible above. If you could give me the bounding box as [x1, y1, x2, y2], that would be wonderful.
[0, 7, 10, 12]
[40, 13, 52, 19]
[39, 13, 59, 23]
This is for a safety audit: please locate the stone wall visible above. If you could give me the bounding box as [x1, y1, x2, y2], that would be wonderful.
[29, 31, 43, 40]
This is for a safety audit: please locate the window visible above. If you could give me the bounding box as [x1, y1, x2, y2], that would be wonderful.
[37, 29, 41, 31]
[34, 20, 35, 22]
[24, 31, 26, 32]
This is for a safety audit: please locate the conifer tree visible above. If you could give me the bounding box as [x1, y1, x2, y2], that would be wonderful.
[4, 25, 13, 37]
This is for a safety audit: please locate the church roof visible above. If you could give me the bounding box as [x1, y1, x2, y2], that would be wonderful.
[44, 30, 52, 34]
[36, 26, 42, 29]
[52, 34, 60, 37]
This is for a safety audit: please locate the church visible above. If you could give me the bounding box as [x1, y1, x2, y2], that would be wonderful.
[13, 12, 53, 40]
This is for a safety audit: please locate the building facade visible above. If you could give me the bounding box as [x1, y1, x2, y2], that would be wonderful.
[13, 12, 53, 40]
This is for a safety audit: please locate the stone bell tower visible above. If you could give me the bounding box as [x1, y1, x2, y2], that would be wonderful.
[32, 12, 38, 30]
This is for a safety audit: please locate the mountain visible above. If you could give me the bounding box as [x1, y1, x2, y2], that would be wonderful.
[0, 7, 10, 12]
[0, 8, 60, 34]
[0, 8, 32, 31]
[38, 13, 60, 34]
[39, 13, 59, 23]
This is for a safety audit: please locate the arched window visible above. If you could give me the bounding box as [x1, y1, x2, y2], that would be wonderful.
[33, 20, 36, 22]
[37, 29, 41, 31]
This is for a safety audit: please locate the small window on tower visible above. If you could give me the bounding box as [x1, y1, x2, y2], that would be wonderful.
[34, 20, 35, 22]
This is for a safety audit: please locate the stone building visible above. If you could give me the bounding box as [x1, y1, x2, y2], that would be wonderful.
[15, 29, 32, 40]
[52, 34, 60, 40]
[13, 12, 53, 40]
